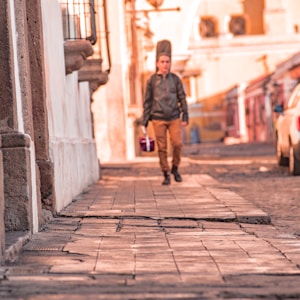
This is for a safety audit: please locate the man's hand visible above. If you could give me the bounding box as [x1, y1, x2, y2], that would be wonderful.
[182, 121, 188, 127]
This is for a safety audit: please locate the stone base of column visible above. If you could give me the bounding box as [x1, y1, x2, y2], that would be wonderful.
[1, 132, 39, 232]
[37, 160, 54, 213]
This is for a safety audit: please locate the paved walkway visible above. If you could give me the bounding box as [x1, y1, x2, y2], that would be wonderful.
[1, 163, 300, 299]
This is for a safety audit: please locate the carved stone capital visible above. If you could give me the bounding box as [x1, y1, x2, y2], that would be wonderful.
[78, 58, 109, 93]
[1, 131, 31, 149]
[64, 40, 94, 75]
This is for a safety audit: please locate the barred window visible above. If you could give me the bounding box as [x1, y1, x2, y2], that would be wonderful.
[60, 0, 97, 45]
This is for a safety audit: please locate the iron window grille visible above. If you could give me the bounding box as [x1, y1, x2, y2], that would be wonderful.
[60, 0, 97, 45]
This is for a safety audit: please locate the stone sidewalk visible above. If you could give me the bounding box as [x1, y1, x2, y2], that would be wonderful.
[62, 173, 270, 224]
[1, 165, 300, 299]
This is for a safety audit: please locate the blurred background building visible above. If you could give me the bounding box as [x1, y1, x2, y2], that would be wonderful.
[94, 0, 300, 163]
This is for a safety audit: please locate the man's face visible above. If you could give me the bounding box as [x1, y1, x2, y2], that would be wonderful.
[156, 55, 171, 75]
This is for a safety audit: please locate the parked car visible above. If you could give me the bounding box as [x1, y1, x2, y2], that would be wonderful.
[274, 83, 300, 175]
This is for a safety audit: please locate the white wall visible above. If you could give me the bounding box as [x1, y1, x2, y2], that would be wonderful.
[92, 0, 130, 163]
[284, 0, 300, 34]
[189, 41, 300, 100]
[136, 0, 199, 54]
[41, 0, 99, 212]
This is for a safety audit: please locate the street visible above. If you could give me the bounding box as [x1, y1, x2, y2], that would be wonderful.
[104, 141, 300, 237]
[1, 141, 300, 299]
[183, 142, 300, 238]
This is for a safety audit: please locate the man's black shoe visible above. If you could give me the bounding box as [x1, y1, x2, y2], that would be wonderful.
[171, 165, 182, 182]
[162, 171, 170, 185]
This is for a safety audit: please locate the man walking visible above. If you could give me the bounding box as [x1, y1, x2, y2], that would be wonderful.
[142, 40, 189, 185]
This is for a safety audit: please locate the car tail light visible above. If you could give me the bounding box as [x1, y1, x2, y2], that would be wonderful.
[298, 116, 300, 131]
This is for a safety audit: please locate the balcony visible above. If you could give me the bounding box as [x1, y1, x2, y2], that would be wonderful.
[60, 0, 110, 91]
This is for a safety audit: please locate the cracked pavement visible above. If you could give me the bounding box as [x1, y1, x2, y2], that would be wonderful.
[1, 142, 300, 299]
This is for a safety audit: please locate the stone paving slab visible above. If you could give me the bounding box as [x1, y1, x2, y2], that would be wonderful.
[2, 216, 300, 299]
[1, 173, 300, 299]
[61, 174, 270, 224]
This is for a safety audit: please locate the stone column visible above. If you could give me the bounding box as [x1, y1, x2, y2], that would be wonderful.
[0, 143, 4, 264]
[26, 0, 54, 220]
[0, 1, 18, 131]
[0, 0, 39, 233]
[2, 134, 33, 231]
[0, 0, 9, 263]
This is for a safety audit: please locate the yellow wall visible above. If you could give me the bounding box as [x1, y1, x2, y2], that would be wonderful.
[186, 92, 226, 143]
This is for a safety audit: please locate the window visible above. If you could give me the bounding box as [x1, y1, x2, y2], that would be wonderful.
[60, 0, 97, 45]
[229, 15, 246, 36]
[199, 17, 217, 38]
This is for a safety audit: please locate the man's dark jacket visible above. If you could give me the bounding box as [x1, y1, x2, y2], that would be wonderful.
[142, 72, 189, 127]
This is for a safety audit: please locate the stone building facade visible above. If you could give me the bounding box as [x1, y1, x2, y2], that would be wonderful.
[0, 0, 109, 263]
